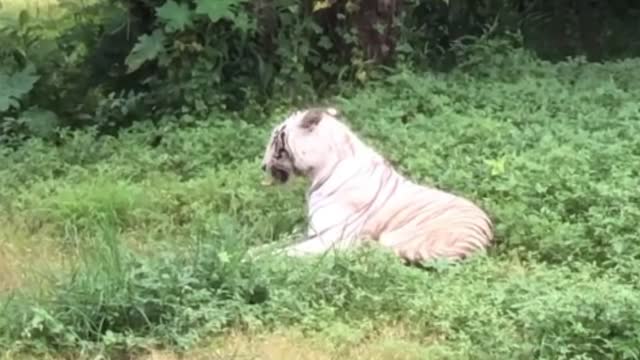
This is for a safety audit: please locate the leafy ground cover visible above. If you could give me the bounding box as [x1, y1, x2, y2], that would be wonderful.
[2, 48, 640, 359]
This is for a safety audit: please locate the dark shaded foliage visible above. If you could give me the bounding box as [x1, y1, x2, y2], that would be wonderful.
[2, 0, 640, 145]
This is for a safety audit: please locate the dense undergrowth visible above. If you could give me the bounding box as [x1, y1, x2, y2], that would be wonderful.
[1, 46, 640, 359]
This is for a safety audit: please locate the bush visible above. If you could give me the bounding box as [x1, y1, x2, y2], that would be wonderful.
[4, 0, 640, 147]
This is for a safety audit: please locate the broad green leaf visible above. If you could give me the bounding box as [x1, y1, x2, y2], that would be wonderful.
[156, 0, 193, 32]
[125, 29, 166, 74]
[0, 64, 39, 112]
[19, 107, 59, 139]
[195, 0, 246, 22]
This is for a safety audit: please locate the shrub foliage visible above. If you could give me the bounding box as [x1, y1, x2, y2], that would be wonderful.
[2, 0, 640, 143]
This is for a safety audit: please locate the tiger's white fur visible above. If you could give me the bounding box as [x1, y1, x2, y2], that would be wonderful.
[260, 107, 494, 263]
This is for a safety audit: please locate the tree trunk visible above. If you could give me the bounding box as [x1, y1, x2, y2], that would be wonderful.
[353, 0, 401, 64]
[576, 0, 605, 61]
[254, 0, 277, 54]
[448, 0, 476, 45]
[548, 0, 573, 60]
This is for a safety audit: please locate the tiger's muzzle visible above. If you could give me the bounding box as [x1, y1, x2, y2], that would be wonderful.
[270, 166, 290, 183]
[262, 163, 291, 184]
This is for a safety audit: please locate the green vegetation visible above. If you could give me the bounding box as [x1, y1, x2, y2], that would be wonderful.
[3, 47, 640, 358]
[2, 0, 640, 359]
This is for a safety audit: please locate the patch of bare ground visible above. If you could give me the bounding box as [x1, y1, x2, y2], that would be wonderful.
[138, 326, 451, 360]
[0, 219, 72, 294]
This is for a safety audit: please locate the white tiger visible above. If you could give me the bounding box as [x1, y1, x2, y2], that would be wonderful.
[260, 107, 494, 263]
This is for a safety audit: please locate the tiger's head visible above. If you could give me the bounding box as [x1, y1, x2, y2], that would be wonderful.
[261, 106, 367, 185]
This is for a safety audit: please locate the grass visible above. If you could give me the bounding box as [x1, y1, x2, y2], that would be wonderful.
[2, 46, 640, 359]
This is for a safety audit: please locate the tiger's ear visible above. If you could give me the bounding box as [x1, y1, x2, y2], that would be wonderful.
[300, 109, 323, 131]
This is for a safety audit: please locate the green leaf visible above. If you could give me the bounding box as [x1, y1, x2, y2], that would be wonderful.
[218, 251, 231, 264]
[125, 29, 166, 74]
[313, 0, 333, 12]
[318, 35, 333, 50]
[232, 11, 254, 34]
[19, 107, 59, 139]
[195, 0, 246, 22]
[0, 64, 39, 112]
[156, 0, 193, 32]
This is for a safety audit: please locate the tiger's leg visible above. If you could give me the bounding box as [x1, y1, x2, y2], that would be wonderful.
[282, 202, 362, 257]
[379, 223, 492, 262]
[379, 228, 473, 263]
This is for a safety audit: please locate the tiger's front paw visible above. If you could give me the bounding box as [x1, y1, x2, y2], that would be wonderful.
[281, 245, 311, 257]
